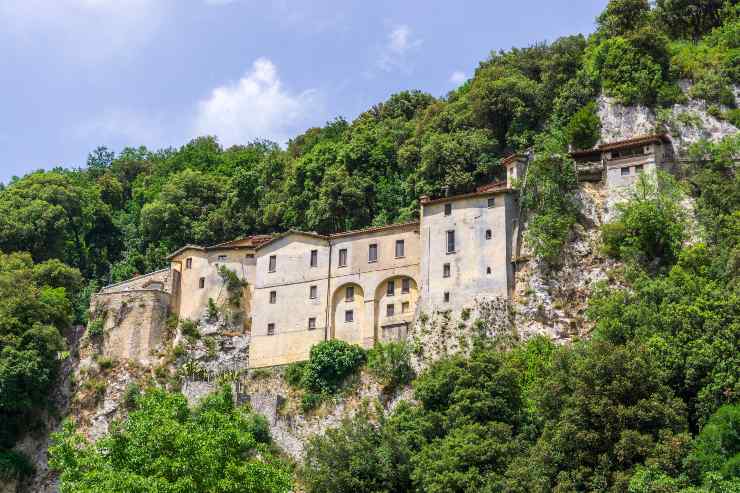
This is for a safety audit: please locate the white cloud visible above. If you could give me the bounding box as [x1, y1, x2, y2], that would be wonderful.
[378, 24, 422, 73]
[193, 58, 321, 146]
[0, 0, 166, 61]
[450, 71, 467, 85]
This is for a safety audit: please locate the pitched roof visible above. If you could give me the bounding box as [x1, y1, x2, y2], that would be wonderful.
[599, 133, 671, 152]
[329, 221, 419, 239]
[420, 182, 512, 206]
[254, 230, 329, 250]
[166, 235, 273, 260]
[501, 153, 527, 166]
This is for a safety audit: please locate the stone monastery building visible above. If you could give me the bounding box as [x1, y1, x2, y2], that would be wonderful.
[95, 134, 674, 368]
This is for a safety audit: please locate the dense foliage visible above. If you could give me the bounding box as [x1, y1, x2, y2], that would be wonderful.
[0, 252, 80, 480]
[50, 386, 292, 493]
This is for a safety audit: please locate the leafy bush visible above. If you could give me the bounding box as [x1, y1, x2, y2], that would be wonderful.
[685, 404, 740, 482]
[50, 386, 292, 493]
[180, 319, 200, 341]
[122, 383, 141, 411]
[300, 340, 366, 394]
[367, 341, 415, 393]
[87, 317, 104, 337]
[566, 101, 601, 149]
[207, 297, 219, 321]
[601, 173, 686, 269]
[218, 266, 247, 307]
[284, 361, 307, 388]
[0, 450, 34, 481]
[300, 393, 324, 413]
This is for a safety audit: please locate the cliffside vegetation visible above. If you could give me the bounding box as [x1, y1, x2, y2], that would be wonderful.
[0, 0, 737, 490]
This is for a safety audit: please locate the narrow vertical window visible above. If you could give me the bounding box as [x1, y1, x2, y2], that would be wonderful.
[443, 263, 451, 278]
[186, 258, 192, 269]
[443, 291, 450, 303]
[338, 248, 348, 267]
[308, 317, 316, 330]
[309, 285, 317, 299]
[269, 291, 276, 304]
[386, 304, 395, 317]
[387, 280, 395, 296]
[485, 229, 492, 240]
[345, 286, 354, 302]
[345, 310, 354, 323]
[444, 203, 452, 216]
[402, 301, 410, 313]
[267, 323, 275, 336]
[310, 249, 318, 267]
[268, 255, 276, 272]
[486, 266, 492, 274]
[446, 230, 455, 253]
[198, 277, 205, 289]
[368, 243, 378, 262]
[487, 197, 495, 208]
[395, 239, 405, 258]
[401, 278, 410, 294]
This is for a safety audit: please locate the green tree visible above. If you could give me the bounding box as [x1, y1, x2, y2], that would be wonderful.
[50, 386, 292, 493]
[566, 102, 602, 150]
[656, 0, 727, 40]
[596, 0, 651, 38]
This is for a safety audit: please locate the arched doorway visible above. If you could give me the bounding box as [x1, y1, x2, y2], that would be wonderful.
[331, 283, 365, 345]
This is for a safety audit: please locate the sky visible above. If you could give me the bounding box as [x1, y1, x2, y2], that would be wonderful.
[0, 0, 607, 184]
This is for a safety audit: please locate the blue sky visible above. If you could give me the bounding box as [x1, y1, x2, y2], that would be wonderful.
[0, 0, 607, 184]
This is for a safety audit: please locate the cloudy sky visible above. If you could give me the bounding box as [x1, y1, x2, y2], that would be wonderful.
[0, 0, 606, 183]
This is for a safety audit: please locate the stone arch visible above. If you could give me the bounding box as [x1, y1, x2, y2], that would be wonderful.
[330, 282, 366, 345]
[373, 275, 419, 343]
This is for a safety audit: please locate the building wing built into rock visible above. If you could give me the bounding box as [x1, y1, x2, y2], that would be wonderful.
[91, 133, 675, 368]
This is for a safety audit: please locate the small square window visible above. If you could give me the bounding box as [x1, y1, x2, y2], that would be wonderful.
[309, 285, 317, 299]
[267, 323, 275, 336]
[199, 277, 205, 289]
[621, 167, 630, 176]
[443, 263, 451, 278]
[345, 286, 354, 302]
[310, 249, 318, 267]
[444, 203, 452, 216]
[268, 255, 276, 272]
[487, 197, 495, 208]
[245, 253, 255, 259]
[308, 317, 316, 330]
[368, 244, 378, 262]
[387, 280, 395, 296]
[443, 291, 450, 303]
[386, 304, 395, 317]
[269, 291, 276, 304]
[402, 301, 410, 313]
[345, 310, 354, 323]
[186, 258, 193, 269]
[338, 248, 348, 267]
[485, 229, 492, 240]
[395, 239, 405, 258]
[401, 278, 410, 294]
[218, 255, 228, 261]
[635, 165, 644, 173]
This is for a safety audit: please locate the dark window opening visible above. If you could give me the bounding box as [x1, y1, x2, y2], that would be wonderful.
[387, 280, 395, 296]
[395, 239, 405, 258]
[310, 249, 318, 267]
[267, 323, 275, 336]
[487, 197, 495, 208]
[345, 310, 354, 323]
[386, 304, 395, 317]
[485, 229, 492, 240]
[345, 286, 354, 302]
[198, 277, 205, 289]
[308, 317, 316, 330]
[268, 255, 276, 272]
[309, 285, 317, 299]
[269, 291, 276, 304]
[368, 244, 378, 262]
[443, 291, 450, 303]
[443, 263, 451, 278]
[401, 278, 410, 294]
[338, 248, 348, 267]
[446, 230, 456, 253]
[186, 258, 193, 269]
[444, 203, 452, 216]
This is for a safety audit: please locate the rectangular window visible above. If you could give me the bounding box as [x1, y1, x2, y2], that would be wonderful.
[387, 280, 395, 296]
[402, 301, 410, 313]
[268, 255, 276, 272]
[386, 304, 395, 317]
[443, 291, 450, 303]
[345, 310, 354, 323]
[269, 291, 276, 304]
[199, 277, 205, 289]
[309, 285, 317, 299]
[338, 248, 348, 267]
[635, 165, 644, 173]
[310, 249, 318, 267]
[308, 317, 316, 330]
[185, 258, 192, 269]
[245, 253, 255, 259]
[217, 255, 228, 261]
[446, 230, 456, 253]
[395, 239, 405, 258]
[487, 197, 495, 208]
[345, 286, 354, 302]
[486, 229, 492, 240]
[368, 243, 378, 263]
[444, 203, 452, 216]
[401, 278, 410, 294]
[443, 263, 451, 278]
[267, 323, 275, 336]
[621, 167, 630, 176]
